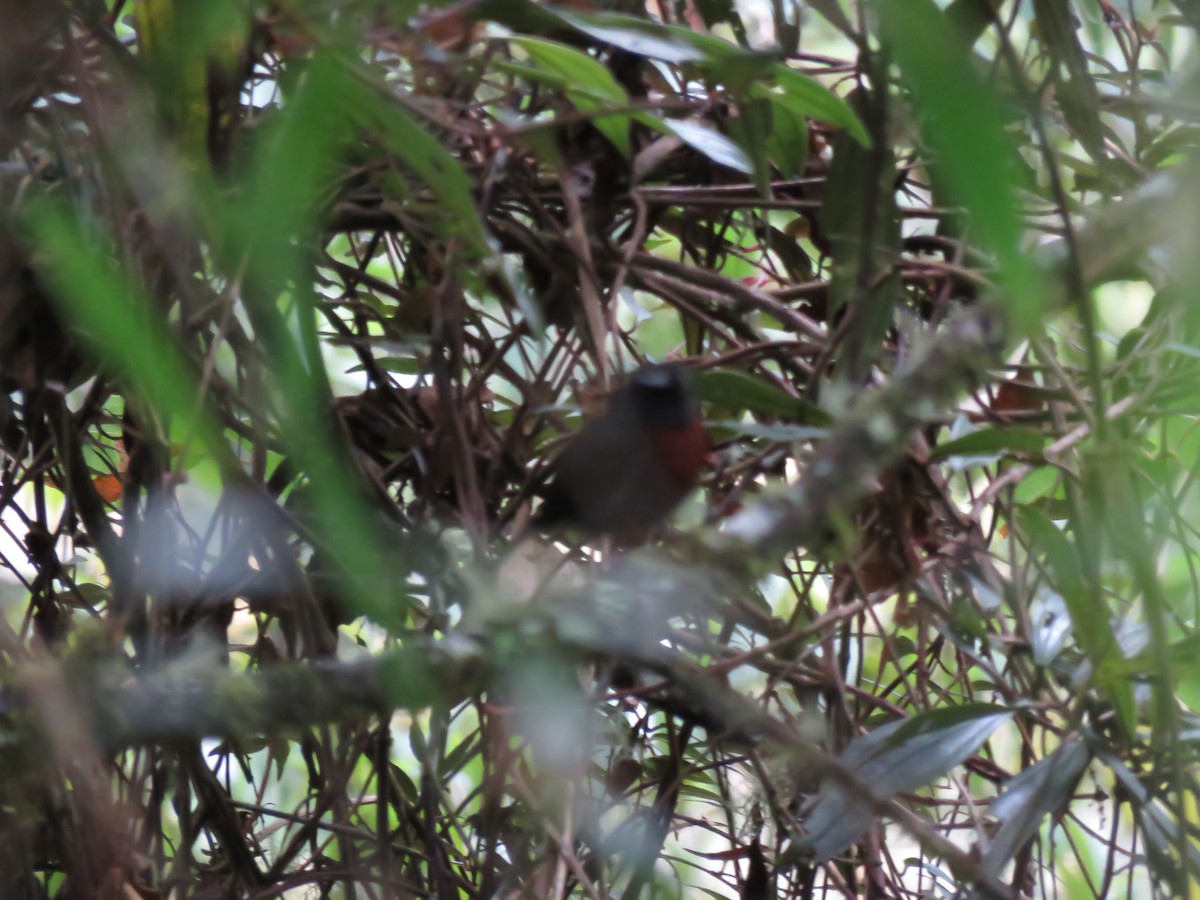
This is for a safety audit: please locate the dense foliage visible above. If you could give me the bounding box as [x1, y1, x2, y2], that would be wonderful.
[3, 0, 1200, 897]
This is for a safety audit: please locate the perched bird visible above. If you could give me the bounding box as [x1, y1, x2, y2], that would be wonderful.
[534, 364, 708, 537]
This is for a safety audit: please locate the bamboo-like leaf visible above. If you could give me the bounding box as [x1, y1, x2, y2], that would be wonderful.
[663, 119, 753, 174]
[930, 426, 1049, 460]
[694, 369, 832, 425]
[511, 35, 632, 156]
[783, 704, 1012, 863]
[1016, 507, 1115, 665]
[768, 65, 869, 148]
[1032, 0, 1105, 158]
[28, 205, 223, 455]
[879, 0, 1042, 332]
[979, 739, 1091, 875]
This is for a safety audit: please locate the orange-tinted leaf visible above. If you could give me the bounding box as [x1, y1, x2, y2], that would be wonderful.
[92, 473, 124, 502]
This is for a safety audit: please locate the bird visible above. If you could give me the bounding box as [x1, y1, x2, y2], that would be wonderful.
[533, 363, 708, 538]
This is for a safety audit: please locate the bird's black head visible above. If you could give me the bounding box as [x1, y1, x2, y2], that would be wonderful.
[626, 364, 696, 428]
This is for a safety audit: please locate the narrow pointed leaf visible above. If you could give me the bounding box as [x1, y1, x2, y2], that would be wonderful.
[930, 426, 1049, 460]
[878, 0, 1042, 332]
[694, 370, 832, 425]
[1016, 507, 1116, 666]
[980, 739, 1091, 875]
[512, 35, 632, 155]
[1032, 0, 1104, 158]
[663, 119, 753, 174]
[768, 65, 869, 147]
[788, 704, 1012, 861]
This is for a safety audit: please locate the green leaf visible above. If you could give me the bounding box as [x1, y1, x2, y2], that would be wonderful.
[389, 762, 419, 803]
[65, 582, 111, 609]
[945, 0, 995, 47]
[1100, 750, 1200, 888]
[762, 93, 809, 178]
[879, 0, 1042, 333]
[783, 704, 1012, 863]
[1013, 464, 1060, 504]
[1016, 508, 1108, 657]
[270, 737, 291, 781]
[511, 35, 632, 156]
[554, 8, 778, 90]
[1032, 0, 1104, 158]
[226, 54, 415, 631]
[557, 8, 772, 64]
[28, 205, 223, 455]
[692, 0, 746, 39]
[767, 65, 869, 147]
[930, 426, 1049, 460]
[348, 83, 489, 252]
[1102, 630, 1200, 681]
[663, 119, 753, 174]
[725, 96, 774, 195]
[511, 36, 627, 103]
[557, 9, 709, 63]
[819, 110, 900, 381]
[694, 369, 832, 425]
[980, 740, 1091, 876]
